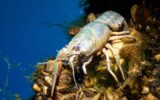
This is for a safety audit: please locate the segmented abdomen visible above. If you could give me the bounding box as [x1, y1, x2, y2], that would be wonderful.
[96, 11, 126, 31]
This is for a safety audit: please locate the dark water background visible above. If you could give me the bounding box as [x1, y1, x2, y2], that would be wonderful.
[0, 0, 83, 99]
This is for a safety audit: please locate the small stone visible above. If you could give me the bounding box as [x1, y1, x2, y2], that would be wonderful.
[154, 54, 160, 62]
[121, 96, 127, 100]
[37, 79, 44, 86]
[36, 95, 43, 100]
[33, 83, 41, 92]
[69, 27, 80, 36]
[143, 93, 158, 100]
[105, 88, 121, 100]
[44, 76, 52, 86]
[42, 85, 48, 95]
[141, 86, 149, 94]
[83, 76, 94, 88]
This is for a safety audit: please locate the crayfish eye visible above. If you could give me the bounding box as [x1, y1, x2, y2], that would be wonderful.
[73, 45, 80, 51]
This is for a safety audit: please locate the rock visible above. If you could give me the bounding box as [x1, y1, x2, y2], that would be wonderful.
[142, 93, 158, 100]
[44, 76, 52, 86]
[105, 88, 122, 100]
[33, 83, 41, 92]
[68, 27, 80, 36]
[36, 95, 43, 100]
[83, 76, 94, 88]
[154, 54, 160, 62]
[141, 86, 149, 94]
[42, 85, 48, 95]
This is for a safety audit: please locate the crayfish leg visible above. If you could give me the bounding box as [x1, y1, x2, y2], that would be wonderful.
[111, 30, 130, 36]
[82, 57, 93, 74]
[105, 43, 125, 80]
[109, 35, 133, 41]
[102, 48, 119, 82]
[69, 55, 78, 86]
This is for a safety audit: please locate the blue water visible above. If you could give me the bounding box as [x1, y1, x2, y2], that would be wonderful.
[0, 0, 83, 99]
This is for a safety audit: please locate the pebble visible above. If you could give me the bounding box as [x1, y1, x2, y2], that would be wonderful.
[141, 86, 149, 94]
[154, 53, 160, 62]
[42, 85, 48, 95]
[44, 76, 52, 86]
[33, 83, 41, 92]
[69, 27, 80, 36]
[142, 93, 158, 100]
